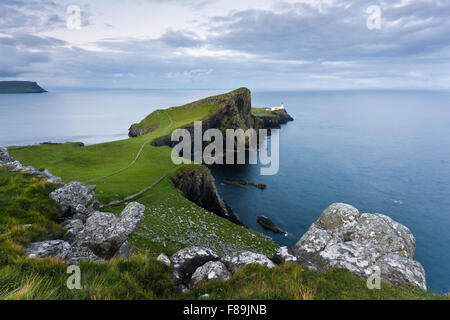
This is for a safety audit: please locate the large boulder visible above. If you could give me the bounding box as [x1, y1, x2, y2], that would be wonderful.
[0, 147, 12, 163]
[74, 202, 145, 258]
[291, 203, 426, 290]
[50, 181, 100, 217]
[222, 251, 275, 272]
[170, 246, 220, 286]
[190, 261, 231, 288]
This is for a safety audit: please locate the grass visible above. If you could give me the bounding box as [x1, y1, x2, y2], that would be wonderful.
[0, 170, 444, 300]
[7, 89, 279, 258]
[184, 263, 447, 300]
[251, 107, 277, 117]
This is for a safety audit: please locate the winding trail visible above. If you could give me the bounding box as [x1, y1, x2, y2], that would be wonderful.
[86, 110, 173, 184]
[100, 174, 168, 208]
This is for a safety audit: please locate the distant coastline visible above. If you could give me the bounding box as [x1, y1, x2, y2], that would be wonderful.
[0, 81, 47, 94]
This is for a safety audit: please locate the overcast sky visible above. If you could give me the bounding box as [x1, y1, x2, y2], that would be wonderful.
[1, 0, 449, 90]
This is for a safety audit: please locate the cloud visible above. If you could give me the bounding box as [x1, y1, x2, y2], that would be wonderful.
[0, 0, 90, 33]
[0, 0, 449, 89]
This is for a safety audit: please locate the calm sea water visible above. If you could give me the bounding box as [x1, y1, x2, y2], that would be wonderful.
[1, 89, 449, 293]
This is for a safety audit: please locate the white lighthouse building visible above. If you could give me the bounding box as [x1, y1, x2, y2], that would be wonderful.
[266, 103, 285, 112]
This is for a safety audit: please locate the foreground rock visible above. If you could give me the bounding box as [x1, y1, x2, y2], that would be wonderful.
[0, 147, 12, 163]
[222, 251, 275, 272]
[190, 261, 231, 288]
[74, 202, 145, 258]
[50, 181, 100, 217]
[171, 247, 220, 287]
[27, 202, 145, 262]
[26, 240, 102, 264]
[170, 246, 275, 291]
[289, 203, 426, 290]
[0, 148, 62, 184]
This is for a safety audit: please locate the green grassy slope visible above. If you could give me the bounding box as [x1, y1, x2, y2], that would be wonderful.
[8, 90, 278, 257]
[0, 168, 445, 300]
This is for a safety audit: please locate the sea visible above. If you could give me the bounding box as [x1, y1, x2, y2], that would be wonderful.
[1, 88, 449, 293]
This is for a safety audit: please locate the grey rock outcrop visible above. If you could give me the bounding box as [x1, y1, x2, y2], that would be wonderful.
[273, 246, 298, 264]
[0, 150, 62, 184]
[49, 182, 100, 217]
[290, 203, 426, 290]
[222, 251, 275, 272]
[0, 147, 12, 163]
[190, 261, 231, 287]
[171, 247, 220, 286]
[26, 240, 101, 264]
[170, 246, 276, 291]
[74, 202, 145, 258]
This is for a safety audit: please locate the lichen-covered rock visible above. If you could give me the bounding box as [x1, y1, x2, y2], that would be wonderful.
[0, 156, 62, 184]
[27, 240, 72, 260]
[273, 246, 298, 264]
[50, 182, 100, 217]
[171, 246, 220, 286]
[62, 219, 84, 243]
[0, 147, 12, 163]
[375, 254, 426, 290]
[157, 253, 171, 266]
[190, 261, 231, 287]
[222, 251, 275, 272]
[291, 203, 426, 289]
[26, 240, 101, 264]
[74, 202, 145, 258]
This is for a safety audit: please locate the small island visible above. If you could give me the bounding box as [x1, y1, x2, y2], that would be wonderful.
[0, 81, 47, 94]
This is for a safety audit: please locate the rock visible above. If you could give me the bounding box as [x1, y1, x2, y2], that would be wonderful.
[375, 254, 426, 290]
[190, 261, 231, 287]
[50, 182, 100, 217]
[114, 241, 132, 259]
[317, 203, 360, 230]
[273, 246, 298, 264]
[27, 240, 72, 261]
[26, 240, 101, 264]
[0, 147, 12, 163]
[170, 246, 220, 286]
[74, 202, 145, 258]
[291, 203, 426, 289]
[67, 245, 103, 264]
[157, 253, 171, 267]
[256, 216, 285, 234]
[62, 219, 84, 243]
[38, 168, 62, 184]
[222, 251, 275, 272]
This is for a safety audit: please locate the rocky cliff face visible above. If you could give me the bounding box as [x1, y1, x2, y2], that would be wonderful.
[150, 88, 256, 147]
[253, 109, 294, 129]
[171, 166, 243, 225]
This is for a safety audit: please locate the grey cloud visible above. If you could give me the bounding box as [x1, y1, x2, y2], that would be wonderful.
[0, 0, 90, 33]
[204, 0, 450, 61]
